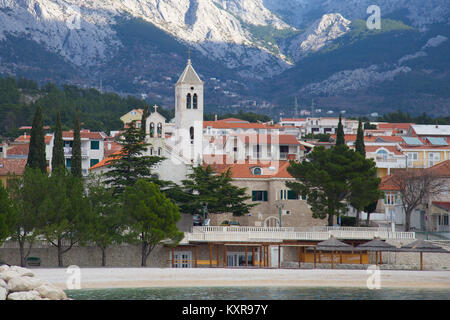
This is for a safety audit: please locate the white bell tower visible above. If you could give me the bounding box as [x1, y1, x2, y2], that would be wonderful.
[174, 57, 204, 164]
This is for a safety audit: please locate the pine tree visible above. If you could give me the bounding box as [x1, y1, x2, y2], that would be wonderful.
[51, 112, 65, 171]
[175, 165, 255, 217]
[335, 114, 345, 146]
[71, 111, 82, 177]
[355, 118, 366, 158]
[27, 106, 47, 173]
[105, 120, 162, 195]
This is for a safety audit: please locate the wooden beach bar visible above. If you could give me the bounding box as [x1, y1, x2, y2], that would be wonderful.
[167, 226, 415, 269]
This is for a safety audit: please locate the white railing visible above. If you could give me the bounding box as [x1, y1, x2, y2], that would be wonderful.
[185, 227, 415, 243]
[192, 226, 391, 233]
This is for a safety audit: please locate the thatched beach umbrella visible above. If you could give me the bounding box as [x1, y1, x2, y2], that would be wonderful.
[357, 238, 398, 266]
[400, 239, 449, 271]
[309, 236, 357, 269]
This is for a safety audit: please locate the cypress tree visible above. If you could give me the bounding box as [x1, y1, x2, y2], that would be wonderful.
[71, 111, 82, 177]
[51, 112, 65, 171]
[355, 118, 366, 158]
[141, 107, 149, 135]
[27, 106, 47, 173]
[336, 114, 345, 146]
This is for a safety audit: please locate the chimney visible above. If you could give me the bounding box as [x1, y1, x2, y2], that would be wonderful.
[214, 114, 218, 122]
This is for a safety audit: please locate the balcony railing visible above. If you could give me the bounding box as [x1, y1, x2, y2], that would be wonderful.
[64, 147, 88, 157]
[185, 226, 415, 243]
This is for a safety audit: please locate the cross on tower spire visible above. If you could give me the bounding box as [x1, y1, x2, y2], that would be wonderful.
[187, 48, 191, 64]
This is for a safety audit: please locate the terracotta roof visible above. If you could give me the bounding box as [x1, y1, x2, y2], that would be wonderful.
[432, 202, 450, 212]
[379, 174, 400, 191]
[426, 160, 450, 177]
[89, 151, 122, 170]
[379, 160, 450, 191]
[14, 135, 52, 144]
[378, 123, 414, 130]
[62, 131, 106, 140]
[0, 159, 27, 176]
[7, 144, 29, 156]
[207, 160, 293, 179]
[104, 141, 122, 158]
[237, 134, 300, 145]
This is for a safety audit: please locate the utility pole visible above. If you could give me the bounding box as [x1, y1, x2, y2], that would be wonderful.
[275, 198, 285, 228]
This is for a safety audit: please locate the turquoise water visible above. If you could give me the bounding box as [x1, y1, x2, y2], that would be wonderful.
[65, 286, 450, 300]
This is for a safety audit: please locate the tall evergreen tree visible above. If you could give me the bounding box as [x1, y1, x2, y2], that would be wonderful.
[71, 110, 82, 177]
[174, 165, 255, 217]
[141, 107, 149, 135]
[105, 120, 162, 195]
[51, 112, 65, 171]
[287, 146, 379, 226]
[335, 114, 345, 146]
[122, 180, 183, 267]
[27, 106, 47, 173]
[355, 118, 366, 157]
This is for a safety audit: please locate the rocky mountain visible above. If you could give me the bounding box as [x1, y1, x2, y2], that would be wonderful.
[0, 0, 449, 117]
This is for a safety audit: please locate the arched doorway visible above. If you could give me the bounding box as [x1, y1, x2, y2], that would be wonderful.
[264, 216, 280, 227]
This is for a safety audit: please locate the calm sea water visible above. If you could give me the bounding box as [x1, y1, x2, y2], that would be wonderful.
[65, 286, 450, 300]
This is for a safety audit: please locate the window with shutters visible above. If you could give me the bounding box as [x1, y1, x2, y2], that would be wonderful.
[252, 191, 268, 202]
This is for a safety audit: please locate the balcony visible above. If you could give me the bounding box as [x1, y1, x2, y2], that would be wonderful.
[373, 156, 405, 169]
[280, 153, 297, 160]
[64, 147, 89, 158]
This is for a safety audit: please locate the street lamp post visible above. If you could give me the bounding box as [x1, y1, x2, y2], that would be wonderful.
[275, 199, 285, 228]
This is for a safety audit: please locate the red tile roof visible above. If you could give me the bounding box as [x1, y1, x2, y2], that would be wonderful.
[62, 131, 106, 140]
[104, 141, 122, 158]
[7, 144, 30, 156]
[380, 160, 450, 191]
[14, 135, 52, 144]
[0, 159, 27, 176]
[377, 123, 414, 130]
[207, 160, 294, 179]
[89, 151, 122, 170]
[432, 202, 450, 212]
[203, 118, 278, 130]
[426, 160, 450, 177]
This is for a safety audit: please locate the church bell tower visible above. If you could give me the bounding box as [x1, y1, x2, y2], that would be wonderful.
[174, 57, 204, 164]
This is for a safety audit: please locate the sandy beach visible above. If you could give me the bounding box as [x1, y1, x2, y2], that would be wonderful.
[30, 268, 450, 290]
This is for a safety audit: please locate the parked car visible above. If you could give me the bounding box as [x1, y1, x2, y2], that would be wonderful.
[220, 220, 240, 226]
[193, 214, 203, 226]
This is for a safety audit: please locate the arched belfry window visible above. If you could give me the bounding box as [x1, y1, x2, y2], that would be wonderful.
[193, 94, 198, 109]
[157, 123, 162, 138]
[150, 123, 155, 138]
[190, 127, 194, 144]
[186, 94, 191, 109]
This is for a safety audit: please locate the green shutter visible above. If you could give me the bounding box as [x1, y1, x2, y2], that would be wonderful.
[263, 191, 268, 201]
[252, 191, 257, 201]
[91, 140, 100, 150]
